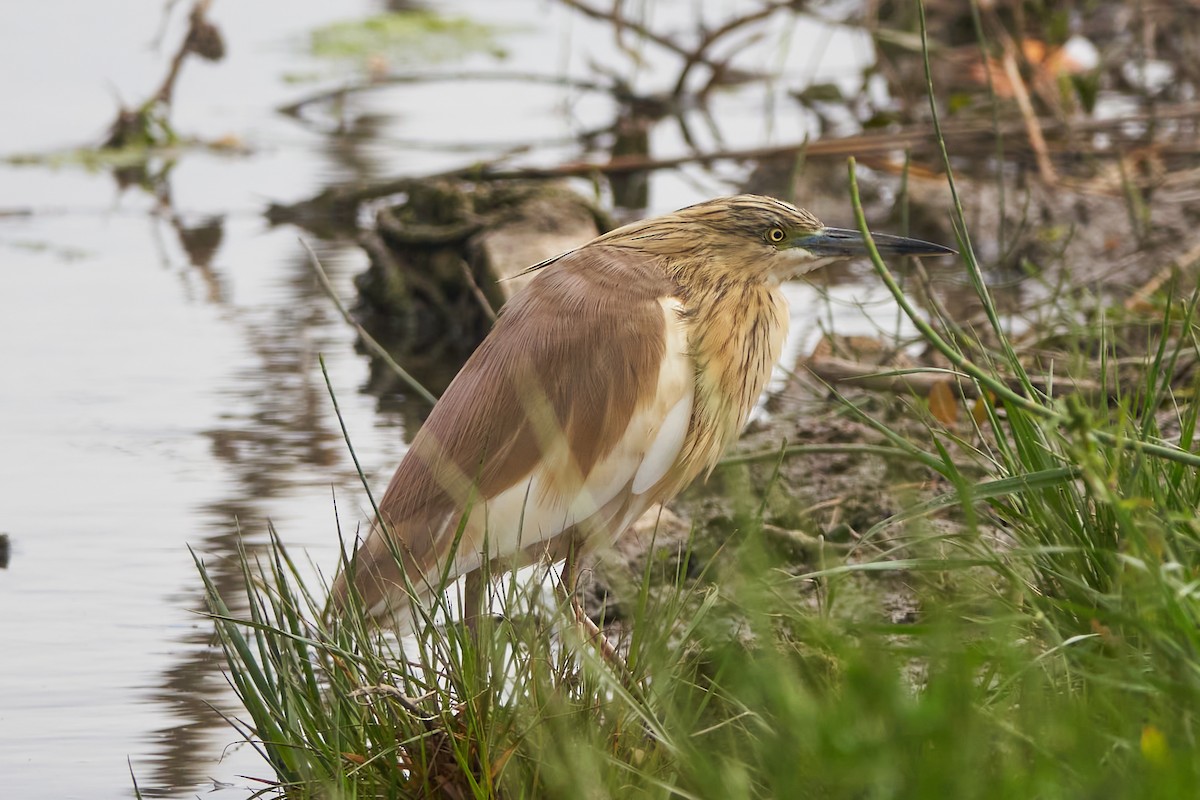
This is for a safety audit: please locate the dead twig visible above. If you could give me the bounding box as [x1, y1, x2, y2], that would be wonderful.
[999, 43, 1057, 184]
[557, 0, 711, 65]
[348, 686, 440, 725]
[672, 3, 785, 97]
[1124, 240, 1200, 311]
[154, 0, 223, 107]
[104, 0, 224, 149]
[265, 102, 1200, 227]
[804, 355, 1108, 401]
[278, 71, 616, 118]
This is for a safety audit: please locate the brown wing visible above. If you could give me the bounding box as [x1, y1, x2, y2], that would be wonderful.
[331, 244, 678, 619]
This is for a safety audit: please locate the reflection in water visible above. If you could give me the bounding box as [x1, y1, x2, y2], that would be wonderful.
[321, 110, 390, 183]
[101, 8, 438, 782]
[106, 148, 378, 795]
[172, 215, 226, 302]
[137, 241, 369, 795]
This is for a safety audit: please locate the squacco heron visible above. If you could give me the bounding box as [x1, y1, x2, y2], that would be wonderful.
[331, 194, 954, 635]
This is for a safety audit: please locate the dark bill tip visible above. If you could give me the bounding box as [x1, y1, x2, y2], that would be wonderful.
[796, 227, 957, 258]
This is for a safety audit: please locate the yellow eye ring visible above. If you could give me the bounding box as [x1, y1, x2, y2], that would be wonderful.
[767, 227, 786, 243]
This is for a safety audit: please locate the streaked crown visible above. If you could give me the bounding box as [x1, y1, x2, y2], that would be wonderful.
[593, 194, 828, 284]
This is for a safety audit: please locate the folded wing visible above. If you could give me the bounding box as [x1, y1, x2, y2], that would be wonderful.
[330, 244, 694, 626]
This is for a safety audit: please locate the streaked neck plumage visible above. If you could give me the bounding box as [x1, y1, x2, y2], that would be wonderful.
[671, 261, 789, 479]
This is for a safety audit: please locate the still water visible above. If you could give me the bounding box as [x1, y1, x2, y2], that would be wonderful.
[0, 2, 877, 796]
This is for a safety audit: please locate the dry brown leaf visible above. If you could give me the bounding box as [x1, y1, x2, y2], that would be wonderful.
[928, 379, 959, 425]
[971, 390, 996, 425]
[491, 742, 519, 779]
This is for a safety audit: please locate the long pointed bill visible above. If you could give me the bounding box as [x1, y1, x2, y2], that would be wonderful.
[795, 227, 957, 258]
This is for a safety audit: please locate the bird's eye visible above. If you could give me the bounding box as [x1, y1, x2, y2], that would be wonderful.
[767, 227, 786, 243]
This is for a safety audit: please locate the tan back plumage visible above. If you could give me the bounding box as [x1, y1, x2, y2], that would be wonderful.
[331, 244, 677, 620]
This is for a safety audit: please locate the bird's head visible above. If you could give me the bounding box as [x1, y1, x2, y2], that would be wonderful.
[600, 194, 955, 285]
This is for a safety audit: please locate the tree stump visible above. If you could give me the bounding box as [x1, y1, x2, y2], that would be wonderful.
[355, 180, 609, 407]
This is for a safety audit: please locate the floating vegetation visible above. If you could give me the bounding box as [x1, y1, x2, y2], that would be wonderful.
[310, 11, 507, 66]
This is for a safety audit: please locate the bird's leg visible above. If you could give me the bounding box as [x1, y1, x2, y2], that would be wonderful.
[559, 550, 624, 669]
[463, 570, 484, 637]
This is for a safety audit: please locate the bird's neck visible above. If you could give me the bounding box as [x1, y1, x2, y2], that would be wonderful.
[681, 280, 789, 476]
